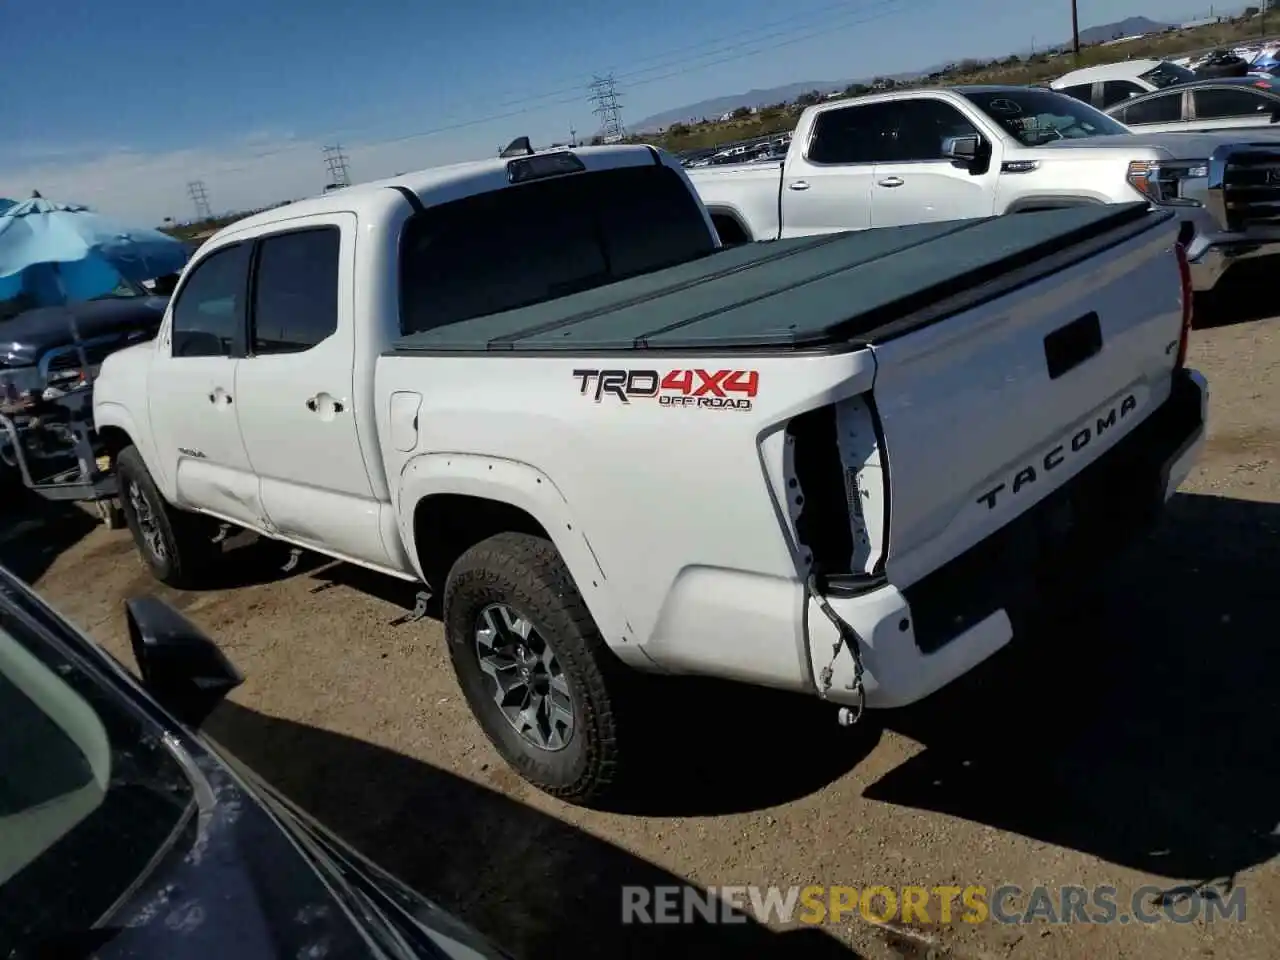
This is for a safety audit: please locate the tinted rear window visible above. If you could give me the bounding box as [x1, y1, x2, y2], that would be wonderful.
[398, 163, 714, 335]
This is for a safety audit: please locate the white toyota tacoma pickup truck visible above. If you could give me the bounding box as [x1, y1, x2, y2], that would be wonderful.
[93, 140, 1207, 806]
[689, 84, 1280, 294]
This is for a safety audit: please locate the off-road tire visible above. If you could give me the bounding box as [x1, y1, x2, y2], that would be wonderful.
[443, 532, 623, 806]
[116, 445, 219, 588]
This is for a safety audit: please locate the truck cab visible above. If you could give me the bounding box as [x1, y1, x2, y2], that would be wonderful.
[687, 84, 1280, 295]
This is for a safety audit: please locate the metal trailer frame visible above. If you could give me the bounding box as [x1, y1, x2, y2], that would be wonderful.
[0, 405, 123, 527]
[0, 309, 125, 527]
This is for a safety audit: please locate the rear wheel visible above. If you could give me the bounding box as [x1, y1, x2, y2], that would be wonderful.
[443, 532, 624, 806]
[116, 445, 219, 588]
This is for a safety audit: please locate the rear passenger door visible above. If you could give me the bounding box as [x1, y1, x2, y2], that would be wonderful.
[778, 101, 886, 235]
[231, 215, 393, 569]
[1113, 90, 1189, 133]
[1188, 86, 1280, 132]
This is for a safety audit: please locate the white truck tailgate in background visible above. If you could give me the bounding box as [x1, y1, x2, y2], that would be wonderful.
[869, 218, 1183, 588]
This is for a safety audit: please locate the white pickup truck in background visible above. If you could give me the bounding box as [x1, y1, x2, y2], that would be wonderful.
[94, 141, 1207, 806]
[688, 84, 1280, 294]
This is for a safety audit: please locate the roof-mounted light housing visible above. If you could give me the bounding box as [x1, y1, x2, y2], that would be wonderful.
[506, 151, 587, 184]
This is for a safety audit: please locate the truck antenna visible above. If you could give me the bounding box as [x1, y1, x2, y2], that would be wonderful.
[500, 137, 536, 158]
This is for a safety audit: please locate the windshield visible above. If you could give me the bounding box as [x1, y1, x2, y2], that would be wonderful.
[961, 88, 1131, 145]
[0, 585, 196, 956]
[1139, 61, 1196, 88]
[89, 276, 148, 301]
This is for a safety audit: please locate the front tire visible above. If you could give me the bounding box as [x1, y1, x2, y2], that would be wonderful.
[116, 445, 219, 588]
[443, 532, 623, 806]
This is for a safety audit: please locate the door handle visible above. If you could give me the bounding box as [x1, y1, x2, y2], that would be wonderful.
[208, 390, 232, 405]
[877, 176, 904, 188]
[788, 180, 810, 191]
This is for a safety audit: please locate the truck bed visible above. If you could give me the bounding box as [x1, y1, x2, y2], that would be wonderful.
[391, 202, 1169, 355]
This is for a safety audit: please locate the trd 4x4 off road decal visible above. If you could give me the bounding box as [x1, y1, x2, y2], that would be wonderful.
[573, 368, 759, 410]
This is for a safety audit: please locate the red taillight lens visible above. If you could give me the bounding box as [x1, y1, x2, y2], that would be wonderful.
[1174, 232, 1194, 370]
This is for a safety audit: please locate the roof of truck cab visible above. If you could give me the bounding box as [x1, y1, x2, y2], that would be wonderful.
[215, 144, 663, 234]
[810, 84, 1072, 110]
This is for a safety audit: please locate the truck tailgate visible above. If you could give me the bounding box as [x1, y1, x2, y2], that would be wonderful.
[865, 209, 1186, 589]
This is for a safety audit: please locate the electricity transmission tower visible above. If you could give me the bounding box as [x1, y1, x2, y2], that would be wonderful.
[323, 144, 352, 188]
[588, 74, 625, 141]
[187, 180, 212, 220]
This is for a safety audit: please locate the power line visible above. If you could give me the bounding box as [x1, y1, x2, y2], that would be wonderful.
[341, 0, 909, 142]
[322, 144, 352, 188]
[588, 74, 626, 140]
[182, 0, 938, 184]
[187, 180, 211, 220]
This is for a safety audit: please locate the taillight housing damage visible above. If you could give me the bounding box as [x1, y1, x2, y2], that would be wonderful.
[1174, 221, 1195, 370]
[783, 394, 889, 588]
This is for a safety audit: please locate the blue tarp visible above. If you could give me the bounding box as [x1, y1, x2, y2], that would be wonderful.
[0, 196, 189, 306]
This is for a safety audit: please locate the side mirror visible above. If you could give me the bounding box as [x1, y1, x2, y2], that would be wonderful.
[942, 134, 981, 164]
[126, 596, 243, 729]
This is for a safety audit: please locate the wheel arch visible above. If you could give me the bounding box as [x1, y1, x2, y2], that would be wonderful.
[1003, 194, 1108, 214]
[707, 207, 753, 245]
[94, 402, 172, 500]
[398, 454, 643, 665]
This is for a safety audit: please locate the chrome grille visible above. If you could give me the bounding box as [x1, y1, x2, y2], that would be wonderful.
[44, 340, 119, 373]
[1210, 146, 1280, 231]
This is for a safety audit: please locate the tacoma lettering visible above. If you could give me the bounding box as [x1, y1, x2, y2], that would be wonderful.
[976, 393, 1139, 511]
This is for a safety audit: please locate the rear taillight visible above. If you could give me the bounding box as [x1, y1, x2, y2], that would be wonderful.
[1174, 226, 1194, 370]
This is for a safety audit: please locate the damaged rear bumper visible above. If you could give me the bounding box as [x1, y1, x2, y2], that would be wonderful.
[809, 368, 1208, 709]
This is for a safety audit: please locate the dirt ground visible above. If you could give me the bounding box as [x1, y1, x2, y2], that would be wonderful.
[4, 303, 1278, 960]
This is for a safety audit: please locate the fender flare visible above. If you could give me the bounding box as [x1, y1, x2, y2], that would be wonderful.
[704, 206, 755, 244]
[1003, 194, 1108, 214]
[396, 452, 637, 656]
[94, 402, 172, 500]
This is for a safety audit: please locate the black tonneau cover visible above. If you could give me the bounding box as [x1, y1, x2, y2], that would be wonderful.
[392, 203, 1167, 355]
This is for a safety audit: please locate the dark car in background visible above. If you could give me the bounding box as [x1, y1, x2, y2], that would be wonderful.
[1106, 75, 1280, 135]
[0, 279, 168, 407]
[0, 566, 513, 960]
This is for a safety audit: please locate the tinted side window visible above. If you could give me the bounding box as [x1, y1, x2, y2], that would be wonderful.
[399, 165, 714, 336]
[887, 99, 980, 162]
[1101, 80, 1145, 108]
[1123, 92, 1183, 125]
[807, 103, 902, 164]
[1061, 83, 1094, 104]
[170, 243, 251, 358]
[1195, 87, 1274, 119]
[250, 228, 340, 355]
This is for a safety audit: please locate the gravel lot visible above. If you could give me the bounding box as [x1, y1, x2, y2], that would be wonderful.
[4, 301, 1277, 960]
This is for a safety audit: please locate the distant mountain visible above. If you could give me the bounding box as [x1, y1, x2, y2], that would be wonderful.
[631, 82, 847, 131]
[629, 15, 1176, 132]
[631, 71, 923, 131]
[1078, 16, 1172, 46]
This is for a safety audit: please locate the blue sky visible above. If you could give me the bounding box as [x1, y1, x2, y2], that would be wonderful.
[0, 0, 1223, 222]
